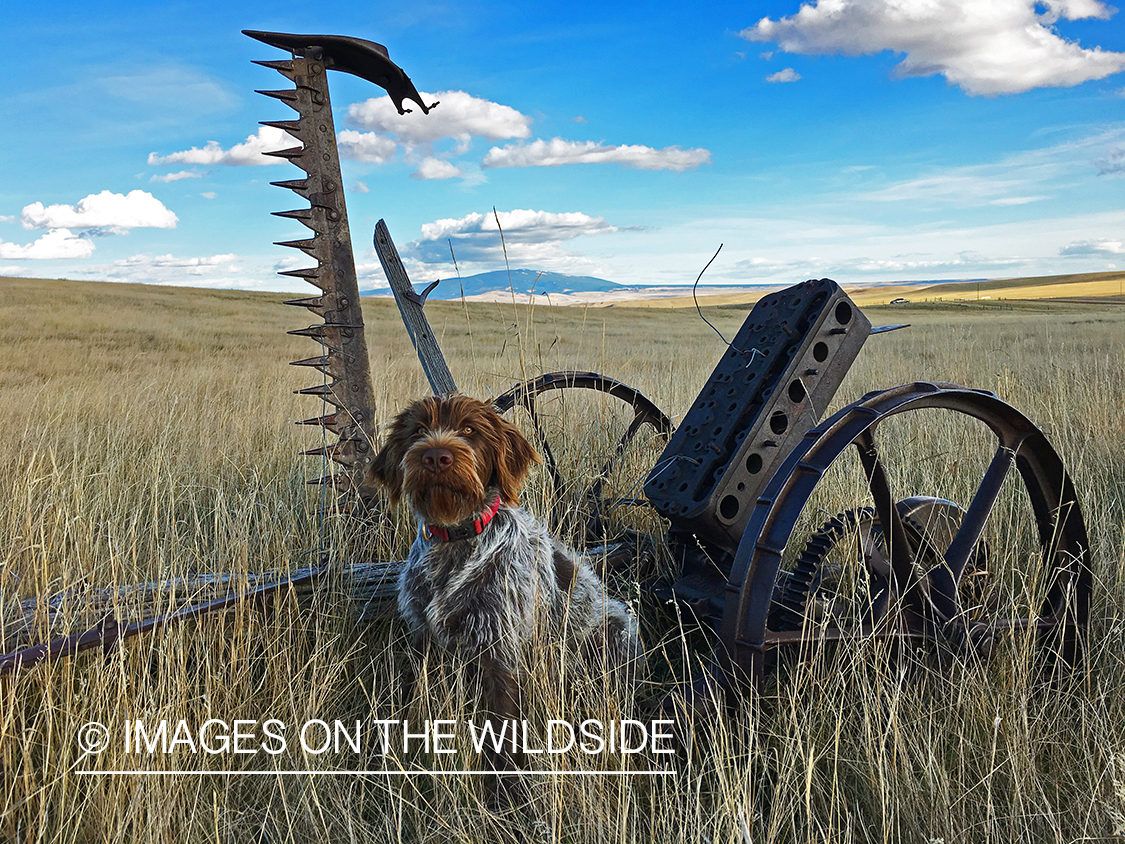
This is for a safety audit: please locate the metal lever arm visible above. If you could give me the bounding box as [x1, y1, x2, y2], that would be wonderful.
[243, 30, 438, 115]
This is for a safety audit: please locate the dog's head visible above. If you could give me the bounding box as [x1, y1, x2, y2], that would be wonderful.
[367, 394, 540, 526]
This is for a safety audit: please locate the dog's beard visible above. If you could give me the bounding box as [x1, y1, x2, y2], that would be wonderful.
[410, 482, 486, 526]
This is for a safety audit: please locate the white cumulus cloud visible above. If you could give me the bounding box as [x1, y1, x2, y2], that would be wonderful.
[336, 130, 397, 163]
[0, 229, 95, 259]
[766, 68, 802, 83]
[21, 190, 177, 233]
[152, 125, 400, 167]
[410, 208, 619, 271]
[149, 170, 202, 183]
[1059, 239, 1125, 255]
[481, 138, 711, 171]
[148, 126, 294, 167]
[421, 209, 617, 243]
[111, 253, 241, 275]
[412, 158, 464, 180]
[741, 0, 1125, 95]
[347, 90, 532, 148]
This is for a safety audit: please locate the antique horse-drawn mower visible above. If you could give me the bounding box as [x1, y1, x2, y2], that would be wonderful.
[1, 32, 1090, 698]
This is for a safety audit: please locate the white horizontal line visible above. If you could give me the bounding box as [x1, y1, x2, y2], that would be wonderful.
[78, 769, 676, 777]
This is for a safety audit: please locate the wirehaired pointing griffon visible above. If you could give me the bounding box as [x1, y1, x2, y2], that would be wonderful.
[367, 394, 640, 766]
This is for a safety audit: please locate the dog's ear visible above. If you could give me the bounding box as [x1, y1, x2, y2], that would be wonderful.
[367, 416, 410, 504]
[493, 417, 540, 506]
[366, 440, 404, 504]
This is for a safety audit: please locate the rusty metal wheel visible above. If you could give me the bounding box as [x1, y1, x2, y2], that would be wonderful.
[718, 381, 1091, 687]
[491, 371, 674, 540]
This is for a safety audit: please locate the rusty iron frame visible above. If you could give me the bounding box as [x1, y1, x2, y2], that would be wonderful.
[717, 381, 1091, 688]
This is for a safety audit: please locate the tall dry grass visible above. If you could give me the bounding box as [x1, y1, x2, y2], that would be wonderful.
[0, 277, 1123, 842]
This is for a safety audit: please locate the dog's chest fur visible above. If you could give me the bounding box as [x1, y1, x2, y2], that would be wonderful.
[397, 506, 605, 661]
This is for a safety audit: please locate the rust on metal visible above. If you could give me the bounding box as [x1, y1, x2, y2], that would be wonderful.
[644, 278, 871, 554]
[716, 381, 1091, 688]
[245, 30, 435, 504]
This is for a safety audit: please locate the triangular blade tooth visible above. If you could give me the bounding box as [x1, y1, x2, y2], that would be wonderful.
[270, 178, 309, 193]
[304, 442, 359, 467]
[297, 383, 338, 397]
[264, 150, 313, 175]
[296, 385, 343, 406]
[278, 266, 320, 278]
[275, 237, 320, 257]
[272, 208, 319, 233]
[260, 119, 303, 138]
[297, 413, 341, 432]
[302, 442, 357, 463]
[260, 118, 302, 132]
[290, 355, 330, 369]
[255, 88, 300, 108]
[288, 325, 328, 339]
[251, 59, 295, 78]
[272, 208, 313, 223]
[262, 146, 305, 161]
[283, 295, 325, 313]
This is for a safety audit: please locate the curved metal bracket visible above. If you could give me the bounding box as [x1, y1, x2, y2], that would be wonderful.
[243, 30, 438, 115]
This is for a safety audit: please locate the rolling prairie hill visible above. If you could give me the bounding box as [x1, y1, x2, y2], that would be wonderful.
[613, 269, 1125, 309]
[361, 268, 770, 305]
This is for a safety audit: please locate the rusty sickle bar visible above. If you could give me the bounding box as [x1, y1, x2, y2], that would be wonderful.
[244, 30, 436, 504]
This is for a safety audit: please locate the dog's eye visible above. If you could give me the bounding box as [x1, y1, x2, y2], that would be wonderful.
[461, 426, 473, 436]
[414, 426, 427, 437]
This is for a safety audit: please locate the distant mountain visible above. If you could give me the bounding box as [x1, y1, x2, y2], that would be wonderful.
[362, 268, 623, 299]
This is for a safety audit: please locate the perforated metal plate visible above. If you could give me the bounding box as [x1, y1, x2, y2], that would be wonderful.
[644, 278, 871, 552]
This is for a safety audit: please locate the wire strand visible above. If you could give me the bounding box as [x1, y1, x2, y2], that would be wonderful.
[691, 243, 766, 367]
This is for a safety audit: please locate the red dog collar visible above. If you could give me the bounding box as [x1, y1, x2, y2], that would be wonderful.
[424, 496, 503, 543]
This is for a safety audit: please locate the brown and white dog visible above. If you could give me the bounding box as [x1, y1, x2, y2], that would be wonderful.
[367, 394, 639, 778]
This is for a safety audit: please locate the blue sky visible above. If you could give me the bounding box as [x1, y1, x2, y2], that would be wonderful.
[2, 0, 1124, 293]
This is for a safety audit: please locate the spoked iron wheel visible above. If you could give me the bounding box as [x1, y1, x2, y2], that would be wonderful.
[492, 371, 674, 541]
[768, 496, 991, 634]
[718, 381, 1091, 688]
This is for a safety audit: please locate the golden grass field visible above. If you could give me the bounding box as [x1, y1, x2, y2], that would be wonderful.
[1, 274, 1124, 842]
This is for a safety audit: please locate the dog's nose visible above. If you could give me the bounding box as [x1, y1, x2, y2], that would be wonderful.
[421, 448, 454, 472]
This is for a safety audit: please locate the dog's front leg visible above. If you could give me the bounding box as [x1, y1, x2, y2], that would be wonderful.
[478, 651, 525, 810]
